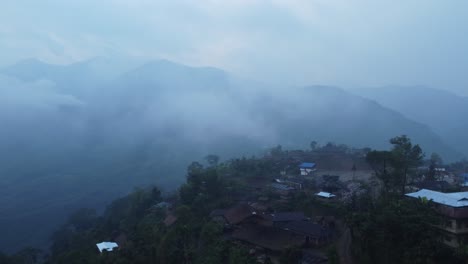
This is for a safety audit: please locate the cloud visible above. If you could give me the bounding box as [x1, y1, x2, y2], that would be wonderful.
[0, 75, 84, 113]
[1, 0, 468, 95]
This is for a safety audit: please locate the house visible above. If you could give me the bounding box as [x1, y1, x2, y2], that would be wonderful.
[406, 189, 468, 247]
[96, 242, 118, 253]
[223, 204, 272, 226]
[300, 163, 317, 176]
[231, 223, 304, 251]
[277, 178, 304, 189]
[270, 212, 307, 228]
[315, 192, 336, 199]
[270, 183, 296, 195]
[283, 221, 332, 246]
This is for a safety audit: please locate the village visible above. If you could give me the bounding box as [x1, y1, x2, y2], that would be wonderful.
[91, 144, 468, 264]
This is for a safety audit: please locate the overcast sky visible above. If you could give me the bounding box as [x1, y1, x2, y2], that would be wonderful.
[1, 0, 468, 95]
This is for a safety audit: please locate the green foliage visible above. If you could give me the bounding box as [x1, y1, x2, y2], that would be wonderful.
[326, 245, 340, 264]
[280, 247, 302, 264]
[347, 194, 463, 264]
[366, 135, 423, 195]
[21, 137, 461, 264]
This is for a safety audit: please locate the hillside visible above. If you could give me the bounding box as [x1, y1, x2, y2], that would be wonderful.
[352, 86, 468, 158]
[0, 59, 461, 252]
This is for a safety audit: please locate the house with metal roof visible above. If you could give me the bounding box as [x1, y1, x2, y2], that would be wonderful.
[315, 192, 336, 199]
[299, 162, 317, 176]
[96, 242, 118, 253]
[406, 189, 468, 247]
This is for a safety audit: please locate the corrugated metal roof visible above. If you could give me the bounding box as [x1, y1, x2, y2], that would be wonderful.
[299, 162, 316, 168]
[316, 192, 336, 198]
[405, 189, 468, 207]
[96, 242, 118, 253]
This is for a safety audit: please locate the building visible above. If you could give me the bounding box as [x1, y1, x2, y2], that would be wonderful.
[96, 242, 118, 253]
[315, 192, 336, 199]
[406, 189, 468, 247]
[270, 212, 307, 228]
[300, 163, 317, 176]
[284, 221, 332, 246]
[270, 183, 296, 195]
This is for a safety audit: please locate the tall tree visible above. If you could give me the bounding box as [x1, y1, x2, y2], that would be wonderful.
[389, 135, 424, 194]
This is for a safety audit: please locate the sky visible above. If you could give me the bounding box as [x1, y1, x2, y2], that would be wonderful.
[1, 0, 468, 95]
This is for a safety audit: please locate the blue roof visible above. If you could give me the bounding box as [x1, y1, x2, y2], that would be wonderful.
[299, 162, 316, 168]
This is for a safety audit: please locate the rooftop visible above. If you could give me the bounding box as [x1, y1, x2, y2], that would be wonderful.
[284, 221, 330, 238]
[316, 192, 336, 198]
[96, 242, 118, 253]
[224, 204, 257, 224]
[270, 212, 306, 222]
[405, 189, 468, 208]
[299, 162, 316, 168]
[231, 223, 304, 251]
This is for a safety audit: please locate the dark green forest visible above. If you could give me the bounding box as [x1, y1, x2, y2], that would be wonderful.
[1, 136, 468, 264]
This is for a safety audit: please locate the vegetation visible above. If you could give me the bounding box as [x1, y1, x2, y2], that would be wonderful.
[350, 136, 465, 263]
[1, 136, 466, 263]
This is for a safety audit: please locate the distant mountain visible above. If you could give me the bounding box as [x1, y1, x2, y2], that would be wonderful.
[0, 59, 462, 252]
[352, 86, 468, 159]
[252, 85, 462, 160]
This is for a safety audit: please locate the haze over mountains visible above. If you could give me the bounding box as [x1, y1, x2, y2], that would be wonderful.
[0, 58, 464, 252]
[353, 86, 468, 159]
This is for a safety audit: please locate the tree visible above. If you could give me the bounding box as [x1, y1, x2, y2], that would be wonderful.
[366, 150, 392, 194]
[205, 155, 220, 167]
[366, 136, 423, 195]
[66, 208, 98, 231]
[389, 135, 424, 194]
[352, 163, 357, 181]
[270, 145, 283, 156]
[188, 161, 204, 174]
[428, 153, 443, 181]
[310, 141, 318, 151]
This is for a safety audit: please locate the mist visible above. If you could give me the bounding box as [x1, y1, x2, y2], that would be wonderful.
[2, 1, 468, 95]
[1, 0, 468, 255]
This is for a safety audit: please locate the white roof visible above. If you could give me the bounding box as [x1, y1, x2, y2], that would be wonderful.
[316, 192, 336, 198]
[96, 242, 118, 253]
[405, 189, 468, 208]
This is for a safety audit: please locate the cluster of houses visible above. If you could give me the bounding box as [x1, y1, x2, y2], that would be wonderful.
[210, 204, 332, 263]
[203, 161, 336, 263]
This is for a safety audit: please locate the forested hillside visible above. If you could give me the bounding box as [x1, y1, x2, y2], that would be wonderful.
[0, 59, 461, 252]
